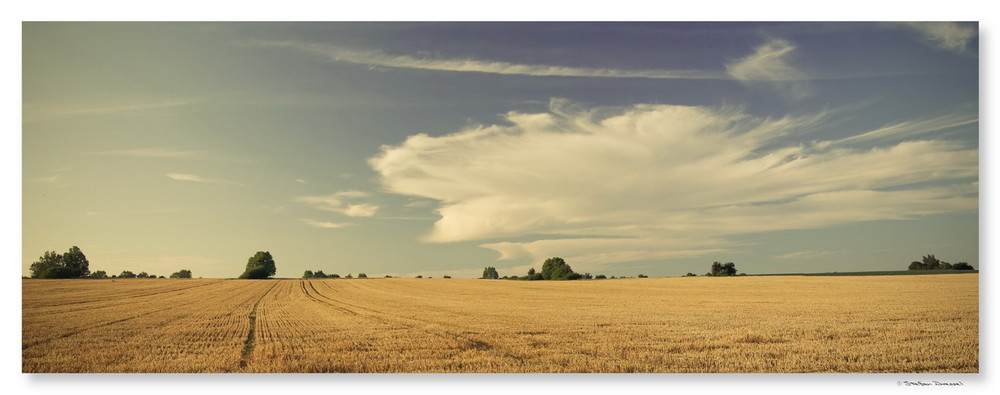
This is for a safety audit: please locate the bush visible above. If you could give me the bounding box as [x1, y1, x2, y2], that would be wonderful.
[314, 270, 327, 278]
[908, 255, 975, 271]
[443, 275, 451, 279]
[638, 274, 648, 278]
[331, 274, 341, 278]
[119, 270, 137, 279]
[303, 270, 314, 278]
[684, 273, 697, 277]
[170, 269, 192, 278]
[595, 274, 607, 279]
[358, 273, 368, 278]
[239, 266, 272, 279]
[89, 270, 108, 279]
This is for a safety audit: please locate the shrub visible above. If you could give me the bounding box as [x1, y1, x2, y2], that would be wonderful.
[358, 273, 368, 278]
[170, 269, 192, 279]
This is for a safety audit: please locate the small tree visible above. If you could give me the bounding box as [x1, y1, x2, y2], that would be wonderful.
[953, 262, 975, 270]
[638, 274, 648, 278]
[303, 270, 314, 279]
[239, 251, 276, 279]
[314, 270, 327, 278]
[595, 274, 607, 279]
[119, 270, 137, 279]
[89, 270, 108, 279]
[415, 275, 422, 278]
[170, 269, 192, 278]
[685, 273, 697, 277]
[481, 267, 500, 279]
[137, 272, 150, 278]
[541, 257, 575, 280]
[330, 273, 341, 278]
[358, 273, 368, 278]
[708, 262, 738, 276]
[443, 275, 451, 279]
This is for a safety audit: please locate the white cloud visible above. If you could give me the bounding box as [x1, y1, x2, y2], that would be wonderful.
[299, 218, 353, 229]
[295, 190, 380, 217]
[725, 38, 813, 98]
[165, 173, 243, 186]
[901, 22, 977, 53]
[255, 40, 726, 80]
[369, 100, 977, 267]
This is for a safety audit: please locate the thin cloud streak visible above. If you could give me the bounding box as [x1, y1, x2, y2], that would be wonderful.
[299, 218, 353, 229]
[295, 191, 380, 217]
[256, 40, 727, 80]
[165, 173, 244, 186]
[91, 148, 204, 159]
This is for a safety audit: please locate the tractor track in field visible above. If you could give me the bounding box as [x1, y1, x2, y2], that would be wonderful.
[305, 280, 528, 365]
[25, 280, 224, 309]
[23, 281, 265, 351]
[238, 281, 280, 370]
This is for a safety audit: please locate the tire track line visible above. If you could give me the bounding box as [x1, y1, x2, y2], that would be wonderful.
[238, 281, 280, 370]
[307, 280, 527, 366]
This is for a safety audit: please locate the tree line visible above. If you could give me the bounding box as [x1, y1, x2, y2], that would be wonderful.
[28, 246, 193, 279]
[302, 270, 367, 279]
[907, 255, 974, 271]
[481, 257, 651, 281]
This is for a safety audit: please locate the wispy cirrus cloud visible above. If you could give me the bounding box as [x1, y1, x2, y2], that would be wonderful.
[726, 38, 813, 98]
[369, 99, 977, 268]
[24, 98, 203, 123]
[900, 22, 977, 53]
[295, 190, 380, 217]
[255, 40, 726, 80]
[299, 218, 353, 229]
[165, 173, 243, 186]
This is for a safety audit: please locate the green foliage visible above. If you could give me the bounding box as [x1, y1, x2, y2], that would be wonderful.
[239, 266, 272, 279]
[30, 246, 90, 278]
[707, 262, 738, 276]
[89, 270, 108, 279]
[119, 270, 137, 279]
[685, 273, 698, 277]
[908, 255, 975, 271]
[170, 269, 192, 279]
[137, 272, 150, 278]
[541, 257, 576, 280]
[303, 270, 314, 279]
[345, 274, 353, 278]
[595, 274, 607, 279]
[62, 246, 90, 277]
[330, 274, 341, 278]
[481, 267, 499, 279]
[240, 251, 276, 279]
[314, 270, 327, 278]
[443, 275, 451, 279]
[638, 274, 648, 278]
[358, 273, 368, 278]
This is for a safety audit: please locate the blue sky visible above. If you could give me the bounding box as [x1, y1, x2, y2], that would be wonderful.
[21, 22, 979, 278]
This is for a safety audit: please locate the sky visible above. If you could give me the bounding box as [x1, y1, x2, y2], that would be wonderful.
[21, 22, 979, 279]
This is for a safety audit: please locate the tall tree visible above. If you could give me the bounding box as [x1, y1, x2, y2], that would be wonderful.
[541, 257, 575, 280]
[481, 266, 499, 279]
[239, 251, 276, 279]
[62, 246, 90, 277]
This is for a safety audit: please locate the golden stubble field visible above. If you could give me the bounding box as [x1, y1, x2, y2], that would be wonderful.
[22, 274, 978, 373]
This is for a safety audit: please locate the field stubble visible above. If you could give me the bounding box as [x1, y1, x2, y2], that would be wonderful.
[22, 274, 978, 373]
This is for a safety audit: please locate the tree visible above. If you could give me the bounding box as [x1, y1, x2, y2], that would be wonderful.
[89, 270, 108, 279]
[541, 257, 576, 280]
[29, 246, 91, 279]
[707, 261, 738, 276]
[953, 262, 975, 270]
[314, 270, 327, 278]
[303, 270, 314, 278]
[239, 251, 276, 279]
[358, 273, 368, 278]
[137, 272, 150, 278]
[119, 270, 136, 278]
[330, 274, 341, 279]
[170, 269, 192, 279]
[62, 246, 90, 277]
[685, 273, 697, 277]
[443, 275, 451, 279]
[595, 274, 607, 279]
[481, 267, 499, 279]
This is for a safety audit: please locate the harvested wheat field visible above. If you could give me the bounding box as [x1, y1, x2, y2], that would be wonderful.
[22, 274, 978, 373]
